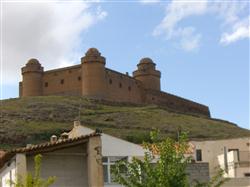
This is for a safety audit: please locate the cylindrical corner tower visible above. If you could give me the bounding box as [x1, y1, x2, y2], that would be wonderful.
[21, 58, 44, 97]
[133, 58, 161, 91]
[81, 48, 107, 99]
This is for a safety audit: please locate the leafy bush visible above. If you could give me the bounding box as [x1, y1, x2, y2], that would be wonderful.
[11, 154, 55, 187]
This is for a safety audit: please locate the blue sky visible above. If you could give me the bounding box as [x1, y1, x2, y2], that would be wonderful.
[1, 1, 249, 129]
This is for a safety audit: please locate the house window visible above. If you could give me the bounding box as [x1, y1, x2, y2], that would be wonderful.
[78, 76, 81, 81]
[60, 79, 64, 84]
[228, 149, 239, 161]
[244, 173, 250, 177]
[109, 79, 112, 84]
[44, 82, 48, 87]
[196, 149, 202, 161]
[103, 156, 127, 184]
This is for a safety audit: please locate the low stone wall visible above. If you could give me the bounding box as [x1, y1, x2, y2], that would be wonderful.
[222, 178, 250, 187]
[186, 163, 210, 186]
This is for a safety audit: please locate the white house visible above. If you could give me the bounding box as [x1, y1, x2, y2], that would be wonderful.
[190, 137, 250, 187]
[68, 121, 146, 187]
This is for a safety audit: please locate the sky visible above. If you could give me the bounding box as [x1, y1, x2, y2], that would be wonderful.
[1, 0, 249, 129]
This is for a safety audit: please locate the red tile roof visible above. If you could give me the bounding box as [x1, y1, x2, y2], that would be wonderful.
[0, 132, 100, 169]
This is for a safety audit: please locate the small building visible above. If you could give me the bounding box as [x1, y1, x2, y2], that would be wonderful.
[0, 132, 103, 187]
[68, 121, 146, 187]
[191, 138, 250, 187]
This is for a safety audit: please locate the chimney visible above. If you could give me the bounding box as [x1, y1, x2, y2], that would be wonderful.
[50, 135, 57, 143]
[60, 132, 69, 140]
[74, 120, 81, 127]
[26, 144, 33, 148]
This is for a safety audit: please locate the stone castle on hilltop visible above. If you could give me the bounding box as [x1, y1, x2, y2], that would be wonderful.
[19, 48, 210, 117]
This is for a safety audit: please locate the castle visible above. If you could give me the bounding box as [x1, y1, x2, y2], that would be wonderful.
[19, 48, 210, 117]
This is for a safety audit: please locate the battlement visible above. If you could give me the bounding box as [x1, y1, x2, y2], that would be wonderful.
[19, 48, 210, 117]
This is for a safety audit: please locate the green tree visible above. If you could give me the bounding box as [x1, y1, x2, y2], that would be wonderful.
[11, 154, 55, 187]
[112, 130, 228, 187]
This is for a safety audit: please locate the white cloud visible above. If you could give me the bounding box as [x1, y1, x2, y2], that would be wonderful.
[214, 3, 250, 45]
[153, 0, 207, 51]
[220, 21, 250, 45]
[139, 0, 160, 4]
[178, 27, 202, 51]
[2, 2, 107, 85]
[153, 0, 249, 51]
[153, 1, 207, 38]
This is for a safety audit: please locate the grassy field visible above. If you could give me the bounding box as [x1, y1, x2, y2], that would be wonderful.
[1, 96, 249, 150]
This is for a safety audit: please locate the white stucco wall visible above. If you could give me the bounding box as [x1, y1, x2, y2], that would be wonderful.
[191, 137, 250, 177]
[0, 160, 16, 187]
[69, 125, 146, 157]
[27, 144, 88, 187]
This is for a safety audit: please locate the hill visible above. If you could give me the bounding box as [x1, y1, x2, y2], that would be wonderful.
[1, 96, 249, 150]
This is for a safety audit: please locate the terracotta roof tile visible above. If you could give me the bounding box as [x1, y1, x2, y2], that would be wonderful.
[0, 132, 100, 169]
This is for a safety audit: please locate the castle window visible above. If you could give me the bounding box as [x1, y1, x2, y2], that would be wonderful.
[44, 82, 48, 87]
[78, 76, 81, 81]
[109, 79, 112, 84]
[68, 70, 72, 73]
[128, 86, 131, 91]
[60, 79, 64, 84]
[119, 83, 122, 88]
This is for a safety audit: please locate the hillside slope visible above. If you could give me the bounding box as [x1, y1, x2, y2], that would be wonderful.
[1, 96, 249, 150]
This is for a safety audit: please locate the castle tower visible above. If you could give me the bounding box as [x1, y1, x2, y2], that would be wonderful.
[21, 58, 44, 97]
[81, 48, 107, 99]
[133, 58, 161, 91]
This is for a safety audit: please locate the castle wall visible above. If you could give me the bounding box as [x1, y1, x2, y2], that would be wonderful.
[134, 74, 160, 91]
[145, 89, 210, 117]
[42, 65, 82, 96]
[81, 61, 107, 99]
[105, 69, 143, 103]
[22, 72, 43, 96]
